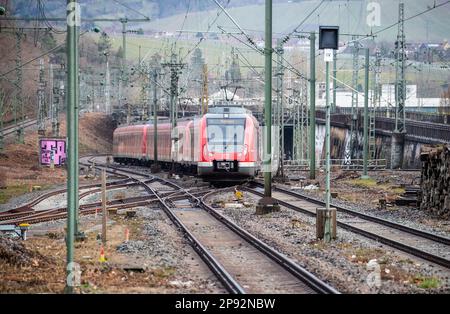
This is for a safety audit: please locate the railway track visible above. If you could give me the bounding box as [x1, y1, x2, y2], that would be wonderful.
[0, 195, 157, 225]
[83, 158, 338, 294]
[244, 181, 450, 269]
[1, 119, 37, 137]
[144, 182, 337, 293]
[1, 155, 339, 293]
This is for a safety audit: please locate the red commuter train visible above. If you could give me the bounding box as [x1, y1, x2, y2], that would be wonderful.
[113, 107, 261, 181]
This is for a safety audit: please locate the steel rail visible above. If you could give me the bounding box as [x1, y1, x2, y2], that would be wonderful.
[1, 196, 156, 225]
[197, 189, 339, 294]
[149, 179, 339, 294]
[0, 178, 137, 217]
[252, 181, 450, 245]
[245, 185, 450, 269]
[83, 158, 341, 293]
[1, 119, 37, 136]
[141, 182, 245, 294]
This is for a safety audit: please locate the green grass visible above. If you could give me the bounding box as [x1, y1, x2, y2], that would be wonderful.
[414, 276, 440, 289]
[346, 178, 378, 188]
[0, 185, 30, 204]
[345, 178, 405, 195]
[152, 266, 176, 279]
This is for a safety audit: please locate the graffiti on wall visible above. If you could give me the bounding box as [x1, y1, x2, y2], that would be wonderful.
[39, 138, 66, 166]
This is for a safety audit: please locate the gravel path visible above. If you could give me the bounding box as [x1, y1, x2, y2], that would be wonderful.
[286, 185, 450, 238]
[114, 206, 225, 293]
[207, 191, 450, 294]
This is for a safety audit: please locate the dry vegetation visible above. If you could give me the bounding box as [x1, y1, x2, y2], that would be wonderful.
[0, 112, 116, 204]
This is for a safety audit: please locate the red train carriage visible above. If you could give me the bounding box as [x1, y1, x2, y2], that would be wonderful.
[113, 107, 260, 181]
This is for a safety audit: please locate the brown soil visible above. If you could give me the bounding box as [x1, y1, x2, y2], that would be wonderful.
[286, 169, 420, 206]
[0, 209, 219, 294]
[0, 113, 115, 193]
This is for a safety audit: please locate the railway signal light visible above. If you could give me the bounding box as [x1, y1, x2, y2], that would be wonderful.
[0, 6, 6, 15]
[319, 25, 339, 242]
[319, 26, 339, 50]
[92, 26, 101, 33]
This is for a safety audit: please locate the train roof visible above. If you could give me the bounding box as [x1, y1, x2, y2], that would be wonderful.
[207, 106, 250, 114]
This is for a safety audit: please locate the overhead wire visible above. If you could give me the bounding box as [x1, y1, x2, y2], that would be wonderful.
[180, 0, 231, 62]
[0, 29, 93, 78]
[38, 0, 65, 34]
[111, 0, 151, 20]
[280, 0, 325, 43]
[175, 0, 191, 43]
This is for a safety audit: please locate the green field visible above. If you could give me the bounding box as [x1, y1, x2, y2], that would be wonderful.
[110, 36, 265, 72]
[142, 0, 450, 43]
[105, 0, 449, 90]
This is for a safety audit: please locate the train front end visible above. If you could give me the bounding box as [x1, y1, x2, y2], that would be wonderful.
[197, 107, 259, 181]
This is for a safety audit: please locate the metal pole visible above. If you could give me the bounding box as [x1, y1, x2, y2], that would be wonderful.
[256, 0, 280, 214]
[362, 48, 370, 179]
[309, 32, 316, 179]
[325, 60, 331, 210]
[65, 0, 77, 294]
[151, 67, 160, 173]
[50, 63, 57, 136]
[0, 90, 4, 152]
[153, 69, 158, 164]
[105, 53, 111, 115]
[101, 169, 107, 244]
[37, 59, 46, 136]
[122, 20, 128, 123]
[15, 32, 24, 143]
[74, 24, 80, 238]
[275, 40, 284, 178]
[264, 0, 272, 198]
[332, 50, 337, 113]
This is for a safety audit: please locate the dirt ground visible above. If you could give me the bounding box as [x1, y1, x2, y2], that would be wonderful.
[282, 169, 420, 207]
[0, 113, 115, 203]
[0, 205, 222, 293]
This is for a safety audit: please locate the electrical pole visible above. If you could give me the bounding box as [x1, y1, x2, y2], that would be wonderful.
[275, 40, 284, 179]
[300, 77, 309, 162]
[369, 50, 381, 160]
[104, 52, 111, 115]
[121, 20, 129, 123]
[201, 64, 208, 115]
[37, 58, 47, 136]
[292, 86, 299, 160]
[50, 63, 59, 137]
[325, 57, 331, 209]
[256, 0, 280, 214]
[309, 32, 316, 179]
[151, 66, 161, 173]
[65, 0, 77, 294]
[56, 72, 64, 137]
[162, 53, 184, 173]
[332, 50, 337, 113]
[15, 32, 24, 143]
[74, 21, 82, 240]
[349, 37, 360, 161]
[0, 90, 4, 152]
[391, 2, 406, 169]
[362, 48, 370, 179]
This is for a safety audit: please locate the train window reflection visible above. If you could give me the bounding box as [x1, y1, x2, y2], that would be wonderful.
[206, 118, 245, 152]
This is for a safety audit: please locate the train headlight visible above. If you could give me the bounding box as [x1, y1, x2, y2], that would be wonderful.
[203, 145, 214, 159]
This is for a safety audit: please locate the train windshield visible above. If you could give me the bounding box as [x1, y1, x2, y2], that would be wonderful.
[206, 118, 246, 152]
